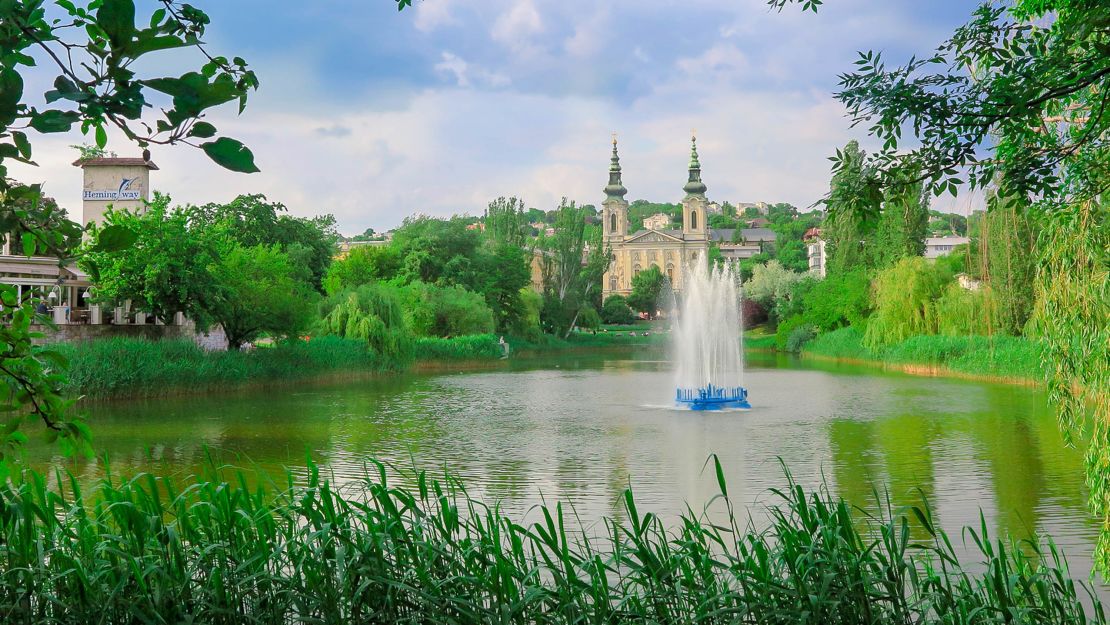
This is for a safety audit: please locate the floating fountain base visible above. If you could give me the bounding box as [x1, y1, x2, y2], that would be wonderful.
[676, 384, 751, 411]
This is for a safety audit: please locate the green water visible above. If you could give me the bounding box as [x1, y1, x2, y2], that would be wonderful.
[27, 348, 1101, 585]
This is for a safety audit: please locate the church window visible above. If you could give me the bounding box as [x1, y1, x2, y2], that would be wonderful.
[690, 211, 698, 230]
[609, 276, 617, 291]
[666, 263, 675, 283]
[610, 212, 617, 232]
[634, 263, 642, 275]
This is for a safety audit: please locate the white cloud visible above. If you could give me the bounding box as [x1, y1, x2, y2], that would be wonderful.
[413, 0, 457, 33]
[675, 43, 750, 80]
[562, 9, 608, 58]
[434, 52, 510, 89]
[491, 0, 544, 54]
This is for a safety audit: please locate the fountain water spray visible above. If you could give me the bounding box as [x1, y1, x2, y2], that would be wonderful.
[671, 255, 751, 410]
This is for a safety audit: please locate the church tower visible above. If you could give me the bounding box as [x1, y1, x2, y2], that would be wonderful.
[681, 135, 708, 240]
[602, 135, 629, 244]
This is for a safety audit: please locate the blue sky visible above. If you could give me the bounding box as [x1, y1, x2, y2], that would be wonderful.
[14, 0, 979, 234]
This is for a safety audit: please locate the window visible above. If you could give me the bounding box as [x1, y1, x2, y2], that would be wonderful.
[609, 276, 617, 291]
[634, 263, 642, 275]
[690, 211, 698, 230]
[610, 212, 617, 232]
[666, 264, 675, 282]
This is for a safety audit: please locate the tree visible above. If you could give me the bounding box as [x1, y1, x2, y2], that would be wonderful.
[210, 245, 317, 350]
[0, 0, 259, 187]
[395, 282, 494, 338]
[323, 245, 403, 295]
[981, 194, 1036, 335]
[0, 0, 259, 466]
[823, 140, 878, 276]
[871, 168, 929, 269]
[601, 295, 636, 325]
[539, 200, 589, 336]
[192, 194, 339, 291]
[744, 260, 803, 324]
[485, 197, 530, 249]
[774, 0, 1110, 569]
[81, 194, 224, 328]
[480, 244, 531, 332]
[627, 266, 667, 317]
[320, 284, 413, 363]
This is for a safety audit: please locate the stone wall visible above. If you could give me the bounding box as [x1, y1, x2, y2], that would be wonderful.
[32, 322, 229, 351]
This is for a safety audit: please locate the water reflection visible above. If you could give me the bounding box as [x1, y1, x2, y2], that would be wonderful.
[25, 347, 1101, 591]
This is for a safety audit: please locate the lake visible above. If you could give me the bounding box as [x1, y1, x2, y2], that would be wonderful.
[28, 347, 1103, 588]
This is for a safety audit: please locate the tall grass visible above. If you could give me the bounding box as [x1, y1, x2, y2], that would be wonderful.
[414, 334, 503, 360]
[806, 327, 1045, 380]
[57, 336, 401, 399]
[0, 458, 1101, 624]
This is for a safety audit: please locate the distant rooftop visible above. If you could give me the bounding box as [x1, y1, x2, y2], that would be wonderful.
[72, 157, 159, 170]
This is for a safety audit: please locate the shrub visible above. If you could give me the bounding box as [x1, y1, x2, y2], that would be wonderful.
[800, 269, 871, 331]
[396, 281, 495, 338]
[600, 295, 636, 325]
[785, 323, 818, 353]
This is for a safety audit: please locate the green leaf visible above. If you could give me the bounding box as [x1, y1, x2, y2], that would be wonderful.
[11, 132, 30, 159]
[97, 0, 137, 48]
[29, 110, 79, 133]
[0, 68, 23, 125]
[201, 137, 260, 173]
[95, 124, 107, 149]
[188, 121, 217, 138]
[21, 232, 36, 257]
[92, 224, 138, 252]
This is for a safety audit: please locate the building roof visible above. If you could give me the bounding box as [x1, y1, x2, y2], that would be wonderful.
[72, 157, 159, 170]
[925, 236, 970, 245]
[741, 227, 776, 241]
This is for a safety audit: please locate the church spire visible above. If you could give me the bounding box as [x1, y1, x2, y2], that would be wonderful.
[604, 133, 628, 199]
[683, 133, 707, 198]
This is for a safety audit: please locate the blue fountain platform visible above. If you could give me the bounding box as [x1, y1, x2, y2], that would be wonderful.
[676, 384, 751, 411]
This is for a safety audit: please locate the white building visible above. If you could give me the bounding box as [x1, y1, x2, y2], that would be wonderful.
[642, 212, 671, 230]
[1, 155, 158, 326]
[925, 236, 969, 259]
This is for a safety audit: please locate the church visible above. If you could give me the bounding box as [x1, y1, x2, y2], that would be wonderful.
[602, 135, 740, 300]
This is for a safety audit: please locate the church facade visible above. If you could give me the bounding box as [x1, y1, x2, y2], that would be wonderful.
[602, 136, 733, 300]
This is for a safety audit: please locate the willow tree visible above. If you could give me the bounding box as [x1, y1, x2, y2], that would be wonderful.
[980, 194, 1037, 336]
[871, 168, 929, 269]
[773, 0, 1110, 570]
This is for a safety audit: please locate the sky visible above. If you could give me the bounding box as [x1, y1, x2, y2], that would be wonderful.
[11, 0, 980, 235]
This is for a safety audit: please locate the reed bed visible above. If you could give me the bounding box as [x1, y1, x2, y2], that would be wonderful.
[413, 334, 504, 360]
[805, 327, 1045, 380]
[0, 457, 1102, 624]
[58, 336, 400, 399]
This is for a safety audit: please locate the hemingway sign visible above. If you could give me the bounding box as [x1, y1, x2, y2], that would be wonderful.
[83, 177, 141, 201]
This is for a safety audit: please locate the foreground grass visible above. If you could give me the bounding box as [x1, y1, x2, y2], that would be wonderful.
[57, 336, 401, 399]
[805, 327, 1045, 381]
[0, 459, 1101, 624]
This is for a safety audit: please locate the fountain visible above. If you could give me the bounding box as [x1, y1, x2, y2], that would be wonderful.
[671, 255, 751, 410]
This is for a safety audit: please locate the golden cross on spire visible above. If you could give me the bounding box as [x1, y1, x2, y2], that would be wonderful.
[611, 131, 618, 145]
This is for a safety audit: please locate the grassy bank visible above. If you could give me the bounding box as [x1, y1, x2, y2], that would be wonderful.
[0, 459, 1101, 624]
[413, 334, 503, 360]
[58, 336, 401, 399]
[804, 327, 1045, 383]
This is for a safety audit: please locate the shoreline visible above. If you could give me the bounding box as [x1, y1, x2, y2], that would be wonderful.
[797, 351, 1042, 388]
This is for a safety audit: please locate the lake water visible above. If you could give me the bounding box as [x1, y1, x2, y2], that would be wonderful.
[28, 347, 1104, 589]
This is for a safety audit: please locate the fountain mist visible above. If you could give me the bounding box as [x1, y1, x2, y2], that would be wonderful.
[671, 255, 750, 410]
